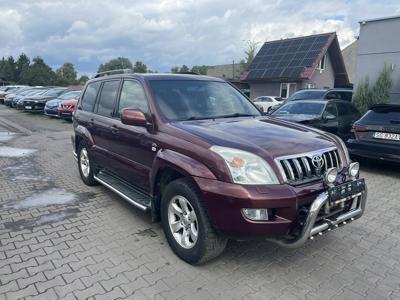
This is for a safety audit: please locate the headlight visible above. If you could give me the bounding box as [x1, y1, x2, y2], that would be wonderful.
[337, 137, 350, 165]
[210, 146, 279, 185]
[349, 162, 360, 178]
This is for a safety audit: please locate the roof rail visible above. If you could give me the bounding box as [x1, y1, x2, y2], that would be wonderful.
[95, 69, 134, 78]
[177, 71, 200, 75]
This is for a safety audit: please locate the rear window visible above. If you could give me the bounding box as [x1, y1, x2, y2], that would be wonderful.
[81, 81, 101, 112]
[288, 90, 326, 101]
[361, 107, 400, 124]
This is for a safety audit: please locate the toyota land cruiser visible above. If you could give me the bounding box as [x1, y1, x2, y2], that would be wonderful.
[72, 69, 367, 264]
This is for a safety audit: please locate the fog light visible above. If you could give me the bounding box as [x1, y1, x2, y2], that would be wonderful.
[325, 167, 338, 184]
[242, 208, 269, 221]
[349, 162, 360, 178]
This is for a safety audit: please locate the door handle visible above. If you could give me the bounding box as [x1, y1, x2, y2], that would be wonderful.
[111, 125, 119, 135]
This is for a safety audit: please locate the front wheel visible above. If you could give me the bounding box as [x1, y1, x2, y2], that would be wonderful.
[161, 178, 227, 264]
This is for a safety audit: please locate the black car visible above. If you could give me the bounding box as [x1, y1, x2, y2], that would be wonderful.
[287, 88, 353, 102]
[271, 99, 361, 140]
[348, 104, 400, 163]
[22, 87, 69, 112]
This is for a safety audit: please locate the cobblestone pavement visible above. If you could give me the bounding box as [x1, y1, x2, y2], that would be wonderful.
[0, 105, 399, 300]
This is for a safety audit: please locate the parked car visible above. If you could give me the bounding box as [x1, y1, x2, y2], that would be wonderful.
[22, 87, 70, 112]
[58, 97, 80, 120]
[287, 88, 353, 102]
[252, 96, 282, 113]
[0, 85, 27, 104]
[348, 104, 400, 163]
[271, 100, 361, 141]
[7, 87, 47, 107]
[12, 88, 49, 109]
[72, 70, 366, 264]
[44, 90, 81, 117]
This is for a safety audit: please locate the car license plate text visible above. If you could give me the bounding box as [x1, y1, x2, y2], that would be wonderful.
[374, 132, 400, 141]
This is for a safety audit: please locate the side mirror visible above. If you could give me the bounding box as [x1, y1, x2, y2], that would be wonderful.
[324, 113, 336, 120]
[121, 109, 147, 126]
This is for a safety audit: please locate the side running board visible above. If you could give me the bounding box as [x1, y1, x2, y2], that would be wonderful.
[94, 170, 152, 211]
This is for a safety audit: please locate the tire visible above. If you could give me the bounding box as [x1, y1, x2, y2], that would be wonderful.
[161, 178, 227, 264]
[77, 141, 97, 186]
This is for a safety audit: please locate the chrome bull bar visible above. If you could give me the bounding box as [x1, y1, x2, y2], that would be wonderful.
[268, 186, 367, 248]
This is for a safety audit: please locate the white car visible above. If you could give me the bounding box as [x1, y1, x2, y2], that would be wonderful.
[252, 96, 283, 113]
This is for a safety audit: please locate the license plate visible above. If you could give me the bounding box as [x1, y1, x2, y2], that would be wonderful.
[328, 179, 365, 205]
[25, 106, 32, 109]
[374, 132, 400, 141]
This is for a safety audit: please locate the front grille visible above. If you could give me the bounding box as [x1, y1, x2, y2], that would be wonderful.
[62, 105, 74, 110]
[276, 148, 341, 185]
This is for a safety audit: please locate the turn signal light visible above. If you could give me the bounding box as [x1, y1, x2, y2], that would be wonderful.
[352, 124, 369, 132]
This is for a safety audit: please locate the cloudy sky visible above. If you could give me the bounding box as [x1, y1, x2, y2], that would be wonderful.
[0, 0, 399, 74]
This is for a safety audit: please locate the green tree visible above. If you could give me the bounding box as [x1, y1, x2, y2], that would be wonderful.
[240, 40, 260, 72]
[97, 57, 133, 73]
[353, 64, 393, 114]
[20, 56, 56, 86]
[133, 61, 147, 73]
[191, 65, 208, 75]
[179, 65, 189, 73]
[15, 53, 30, 83]
[0, 56, 17, 83]
[55, 62, 78, 85]
[170, 66, 179, 73]
[78, 75, 90, 85]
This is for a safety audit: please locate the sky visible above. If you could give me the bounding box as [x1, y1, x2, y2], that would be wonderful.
[0, 0, 399, 75]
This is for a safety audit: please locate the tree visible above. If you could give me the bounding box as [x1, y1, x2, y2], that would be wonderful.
[15, 53, 30, 83]
[353, 64, 393, 114]
[191, 65, 208, 75]
[170, 66, 179, 73]
[0, 56, 17, 83]
[55, 62, 77, 85]
[97, 57, 133, 73]
[179, 65, 189, 73]
[240, 40, 260, 72]
[19, 56, 56, 86]
[78, 75, 90, 85]
[133, 61, 147, 73]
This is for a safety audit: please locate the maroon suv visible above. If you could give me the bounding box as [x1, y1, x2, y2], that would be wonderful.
[72, 70, 367, 264]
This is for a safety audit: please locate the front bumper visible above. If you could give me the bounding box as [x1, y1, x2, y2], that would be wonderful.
[23, 102, 46, 112]
[58, 111, 73, 119]
[348, 139, 400, 163]
[194, 176, 367, 246]
[44, 108, 59, 116]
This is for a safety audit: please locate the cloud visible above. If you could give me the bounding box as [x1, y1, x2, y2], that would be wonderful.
[0, 0, 399, 73]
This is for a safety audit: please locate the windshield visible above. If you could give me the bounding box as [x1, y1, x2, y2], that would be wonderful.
[273, 102, 325, 116]
[287, 90, 326, 101]
[59, 91, 80, 99]
[149, 80, 260, 121]
[43, 88, 66, 97]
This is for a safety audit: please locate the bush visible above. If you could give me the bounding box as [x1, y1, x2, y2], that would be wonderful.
[353, 64, 393, 114]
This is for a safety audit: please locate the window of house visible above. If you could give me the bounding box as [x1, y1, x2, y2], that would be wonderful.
[305, 83, 316, 89]
[280, 83, 296, 98]
[117, 80, 149, 116]
[317, 55, 326, 70]
[96, 80, 120, 117]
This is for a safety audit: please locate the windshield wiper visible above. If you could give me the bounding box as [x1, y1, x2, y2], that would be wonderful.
[212, 113, 256, 119]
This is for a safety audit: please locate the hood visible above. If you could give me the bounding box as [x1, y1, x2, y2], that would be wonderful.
[272, 114, 320, 123]
[46, 98, 63, 107]
[172, 117, 336, 160]
[28, 95, 57, 102]
[60, 99, 78, 106]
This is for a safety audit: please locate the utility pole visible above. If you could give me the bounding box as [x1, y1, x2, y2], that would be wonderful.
[232, 60, 235, 79]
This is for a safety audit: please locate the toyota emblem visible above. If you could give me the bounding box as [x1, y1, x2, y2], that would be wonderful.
[311, 155, 324, 169]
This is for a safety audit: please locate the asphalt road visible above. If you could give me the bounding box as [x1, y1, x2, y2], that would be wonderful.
[0, 105, 399, 300]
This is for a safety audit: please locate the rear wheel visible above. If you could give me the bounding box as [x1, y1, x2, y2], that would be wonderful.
[161, 178, 227, 264]
[77, 141, 97, 186]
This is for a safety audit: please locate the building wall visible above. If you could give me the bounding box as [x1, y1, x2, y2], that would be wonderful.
[356, 17, 400, 103]
[303, 52, 335, 89]
[206, 63, 242, 80]
[342, 40, 358, 85]
[250, 82, 281, 99]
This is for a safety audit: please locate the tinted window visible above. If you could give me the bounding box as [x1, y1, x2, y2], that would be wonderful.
[118, 80, 148, 116]
[361, 108, 400, 124]
[96, 80, 120, 117]
[43, 89, 66, 97]
[81, 81, 101, 112]
[149, 80, 260, 121]
[288, 90, 326, 101]
[337, 102, 358, 116]
[273, 102, 325, 115]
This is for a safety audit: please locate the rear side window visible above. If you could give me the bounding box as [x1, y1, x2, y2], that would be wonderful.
[337, 103, 359, 116]
[117, 80, 148, 116]
[81, 82, 101, 112]
[96, 80, 120, 117]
